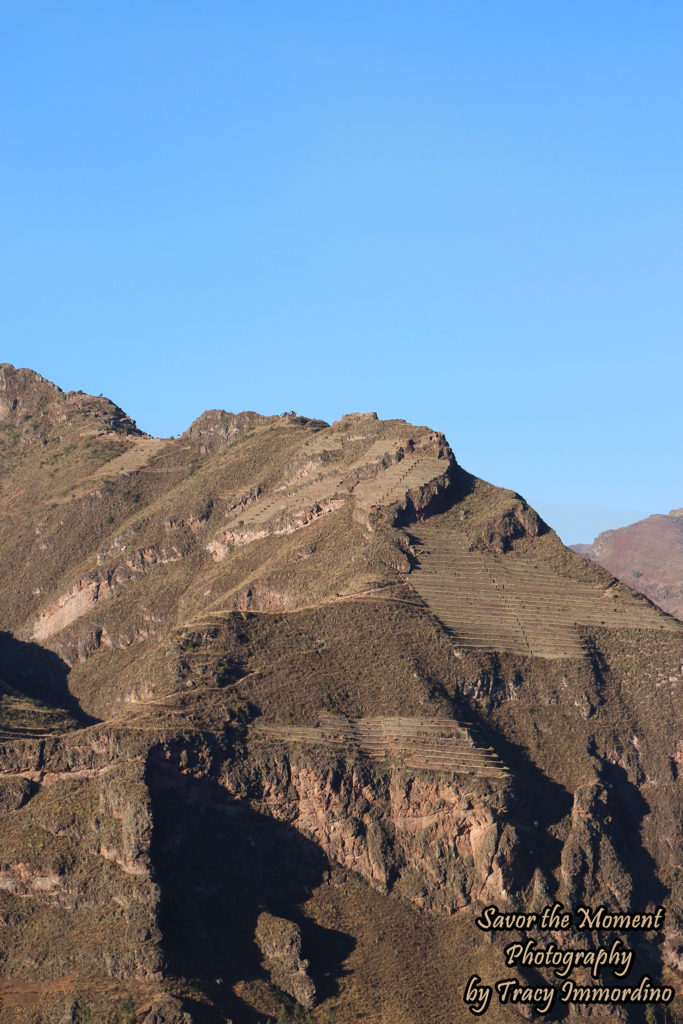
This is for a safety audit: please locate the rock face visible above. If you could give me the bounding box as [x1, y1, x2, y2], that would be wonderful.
[0, 365, 682, 1023]
[182, 409, 269, 454]
[573, 509, 683, 621]
[254, 912, 316, 1008]
[226, 754, 519, 910]
[0, 363, 141, 438]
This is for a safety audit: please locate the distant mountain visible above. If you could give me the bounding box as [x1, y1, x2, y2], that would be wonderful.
[572, 510, 683, 621]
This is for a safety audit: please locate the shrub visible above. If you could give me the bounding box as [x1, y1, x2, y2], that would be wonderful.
[109, 993, 136, 1024]
[73, 999, 91, 1024]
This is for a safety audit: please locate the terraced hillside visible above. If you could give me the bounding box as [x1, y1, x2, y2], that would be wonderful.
[408, 525, 683, 658]
[1, 365, 683, 1024]
[254, 714, 507, 777]
[352, 450, 446, 511]
[55, 436, 169, 503]
[203, 422, 453, 559]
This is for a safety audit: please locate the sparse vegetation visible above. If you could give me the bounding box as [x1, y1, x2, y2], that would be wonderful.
[0, 365, 681, 1024]
[73, 997, 92, 1023]
[108, 993, 136, 1023]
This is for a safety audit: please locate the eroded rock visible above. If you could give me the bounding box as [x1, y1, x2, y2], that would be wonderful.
[254, 911, 316, 1008]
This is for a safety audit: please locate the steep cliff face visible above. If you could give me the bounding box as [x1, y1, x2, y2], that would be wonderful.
[0, 366, 681, 1023]
[224, 752, 520, 910]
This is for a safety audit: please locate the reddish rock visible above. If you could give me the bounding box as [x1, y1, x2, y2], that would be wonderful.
[573, 509, 683, 620]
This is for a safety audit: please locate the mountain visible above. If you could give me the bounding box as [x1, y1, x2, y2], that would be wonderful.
[572, 512, 683, 622]
[1, 363, 682, 1024]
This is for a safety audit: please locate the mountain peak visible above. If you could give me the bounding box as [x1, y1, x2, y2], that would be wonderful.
[0, 363, 142, 439]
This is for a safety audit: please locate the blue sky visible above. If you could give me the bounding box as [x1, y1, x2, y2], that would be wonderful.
[3, 2, 681, 543]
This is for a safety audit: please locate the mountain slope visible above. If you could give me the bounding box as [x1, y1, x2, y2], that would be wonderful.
[1, 365, 682, 1024]
[573, 510, 683, 621]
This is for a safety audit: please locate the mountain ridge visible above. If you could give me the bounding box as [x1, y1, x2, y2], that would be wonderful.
[0, 365, 681, 1023]
[572, 509, 683, 622]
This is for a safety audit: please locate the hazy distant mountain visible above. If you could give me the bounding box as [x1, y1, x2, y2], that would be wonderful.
[572, 510, 683, 621]
[1, 363, 683, 1023]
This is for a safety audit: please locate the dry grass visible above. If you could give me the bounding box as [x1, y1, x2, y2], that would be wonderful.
[0, 370, 682, 1022]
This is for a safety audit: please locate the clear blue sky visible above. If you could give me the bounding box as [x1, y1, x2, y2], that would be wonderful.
[3, 2, 682, 543]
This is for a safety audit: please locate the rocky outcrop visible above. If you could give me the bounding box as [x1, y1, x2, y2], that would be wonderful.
[207, 497, 346, 559]
[183, 409, 269, 454]
[559, 776, 633, 909]
[474, 495, 547, 553]
[224, 753, 521, 914]
[0, 363, 141, 437]
[254, 911, 316, 1008]
[32, 543, 182, 642]
[32, 576, 116, 641]
[0, 364, 61, 421]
